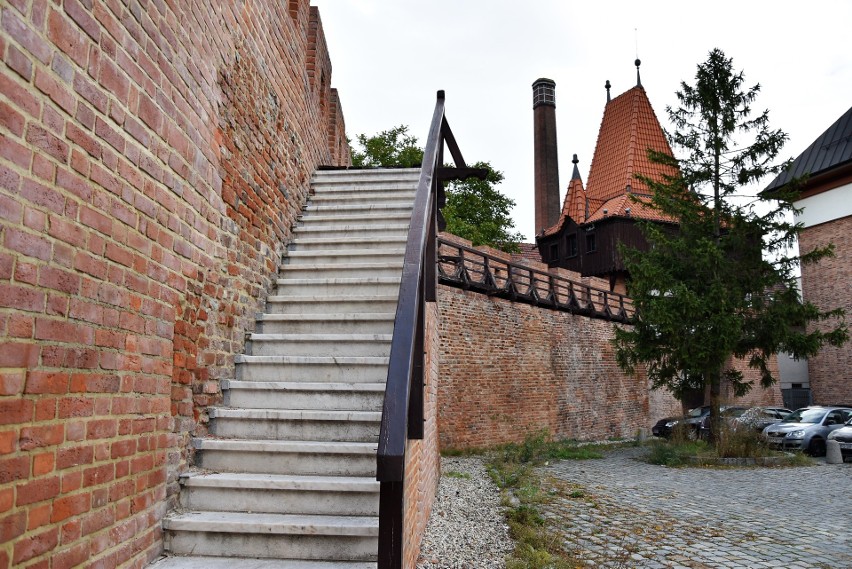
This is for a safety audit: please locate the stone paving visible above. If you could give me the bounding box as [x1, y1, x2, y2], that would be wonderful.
[542, 447, 852, 568]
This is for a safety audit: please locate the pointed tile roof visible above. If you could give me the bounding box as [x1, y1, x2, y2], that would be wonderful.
[585, 85, 677, 204]
[542, 83, 677, 237]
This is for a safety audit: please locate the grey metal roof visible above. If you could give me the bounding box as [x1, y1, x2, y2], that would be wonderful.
[765, 104, 852, 192]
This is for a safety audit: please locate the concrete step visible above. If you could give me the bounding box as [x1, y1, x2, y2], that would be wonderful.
[293, 224, 410, 239]
[163, 511, 378, 561]
[234, 355, 389, 383]
[273, 277, 401, 298]
[208, 408, 381, 442]
[150, 555, 377, 569]
[278, 262, 403, 280]
[263, 295, 398, 316]
[246, 334, 392, 357]
[302, 203, 413, 217]
[178, 472, 379, 516]
[222, 380, 385, 411]
[311, 184, 417, 197]
[297, 211, 411, 228]
[255, 314, 394, 335]
[192, 439, 377, 476]
[283, 248, 406, 265]
[311, 168, 420, 185]
[308, 192, 414, 206]
[289, 236, 407, 252]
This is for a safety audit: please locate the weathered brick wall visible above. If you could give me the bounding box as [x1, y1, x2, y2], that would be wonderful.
[0, 1, 348, 567]
[402, 302, 440, 569]
[436, 236, 782, 449]
[799, 214, 852, 405]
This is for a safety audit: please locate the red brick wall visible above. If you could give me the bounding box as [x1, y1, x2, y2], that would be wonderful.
[402, 302, 440, 569]
[436, 236, 782, 450]
[0, 1, 348, 567]
[799, 214, 852, 405]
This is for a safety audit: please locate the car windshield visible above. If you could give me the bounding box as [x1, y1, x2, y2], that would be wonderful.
[781, 408, 826, 424]
[687, 407, 707, 418]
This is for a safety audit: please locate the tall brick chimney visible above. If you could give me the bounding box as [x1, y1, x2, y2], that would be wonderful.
[533, 78, 560, 234]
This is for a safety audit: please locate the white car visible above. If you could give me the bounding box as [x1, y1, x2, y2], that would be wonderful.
[827, 416, 852, 461]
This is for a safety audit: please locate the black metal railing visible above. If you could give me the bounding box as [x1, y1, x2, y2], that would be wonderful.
[437, 239, 635, 322]
[376, 91, 486, 568]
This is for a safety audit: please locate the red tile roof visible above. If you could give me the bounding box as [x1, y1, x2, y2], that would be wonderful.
[585, 85, 677, 204]
[511, 242, 543, 264]
[543, 84, 678, 236]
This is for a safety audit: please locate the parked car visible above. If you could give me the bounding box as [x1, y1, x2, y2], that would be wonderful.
[652, 405, 710, 438]
[697, 406, 749, 439]
[762, 406, 852, 456]
[734, 406, 792, 432]
[827, 416, 852, 461]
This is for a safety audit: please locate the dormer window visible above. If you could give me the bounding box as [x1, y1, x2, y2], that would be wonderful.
[566, 233, 578, 258]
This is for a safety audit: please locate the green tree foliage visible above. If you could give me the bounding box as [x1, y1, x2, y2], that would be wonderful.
[350, 125, 423, 168]
[613, 49, 847, 433]
[350, 126, 523, 252]
[443, 161, 523, 253]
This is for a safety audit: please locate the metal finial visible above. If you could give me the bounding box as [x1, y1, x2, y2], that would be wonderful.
[572, 154, 579, 165]
[635, 58, 642, 86]
[605, 80, 611, 102]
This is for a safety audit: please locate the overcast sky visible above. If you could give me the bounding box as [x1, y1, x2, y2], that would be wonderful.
[311, 0, 852, 241]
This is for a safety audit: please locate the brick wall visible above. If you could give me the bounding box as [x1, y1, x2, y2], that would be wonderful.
[0, 1, 348, 567]
[799, 214, 852, 405]
[436, 236, 782, 450]
[402, 302, 440, 569]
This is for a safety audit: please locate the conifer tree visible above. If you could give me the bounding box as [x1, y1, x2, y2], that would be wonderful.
[614, 49, 847, 441]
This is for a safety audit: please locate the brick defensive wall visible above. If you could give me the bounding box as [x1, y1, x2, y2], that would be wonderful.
[0, 1, 348, 566]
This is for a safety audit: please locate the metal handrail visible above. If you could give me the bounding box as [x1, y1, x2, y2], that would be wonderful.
[376, 91, 484, 568]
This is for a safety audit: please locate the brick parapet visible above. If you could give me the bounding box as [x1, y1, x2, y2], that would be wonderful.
[0, 1, 347, 566]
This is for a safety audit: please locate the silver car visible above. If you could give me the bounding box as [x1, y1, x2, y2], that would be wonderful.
[762, 406, 852, 456]
[827, 416, 852, 461]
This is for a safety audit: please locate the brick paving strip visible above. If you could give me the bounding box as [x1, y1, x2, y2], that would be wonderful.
[542, 447, 852, 568]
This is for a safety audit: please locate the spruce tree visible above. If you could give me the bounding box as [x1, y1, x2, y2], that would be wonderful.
[614, 49, 847, 442]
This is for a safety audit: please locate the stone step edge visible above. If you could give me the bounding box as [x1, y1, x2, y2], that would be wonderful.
[222, 380, 386, 392]
[234, 355, 390, 364]
[192, 439, 378, 455]
[209, 408, 382, 422]
[150, 555, 378, 569]
[163, 511, 378, 536]
[178, 471, 380, 492]
[247, 334, 393, 342]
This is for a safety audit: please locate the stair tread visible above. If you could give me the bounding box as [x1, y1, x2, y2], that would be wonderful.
[257, 314, 394, 321]
[180, 472, 379, 491]
[151, 556, 376, 569]
[193, 439, 377, 454]
[235, 355, 389, 364]
[275, 277, 401, 285]
[265, 295, 398, 302]
[164, 511, 378, 536]
[224, 381, 385, 392]
[211, 408, 382, 421]
[248, 334, 392, 341]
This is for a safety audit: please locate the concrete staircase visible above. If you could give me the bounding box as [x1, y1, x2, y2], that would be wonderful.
[155, 168, 419, 568]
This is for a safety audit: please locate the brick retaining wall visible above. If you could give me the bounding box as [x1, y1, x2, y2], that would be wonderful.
[0, 1, 348, 566]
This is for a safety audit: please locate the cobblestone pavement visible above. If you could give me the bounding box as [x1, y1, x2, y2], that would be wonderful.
[542, 447, 852, 568]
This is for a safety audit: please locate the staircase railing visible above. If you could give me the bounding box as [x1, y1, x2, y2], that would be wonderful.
[377, 91, 485, 568]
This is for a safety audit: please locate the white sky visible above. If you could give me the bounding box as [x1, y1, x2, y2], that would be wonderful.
[311, 0, 852, 241]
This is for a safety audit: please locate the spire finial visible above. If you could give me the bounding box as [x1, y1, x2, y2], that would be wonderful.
[571, 154, 581, 181]
[605, 79, 611, 102]
[635, 58, 642, 86]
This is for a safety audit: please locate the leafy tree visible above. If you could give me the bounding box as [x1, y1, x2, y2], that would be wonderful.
[443, 161, 523, 253]
[350, 127, 523, 252]
[613, 49, 847, 440]
[350, 125, 423, 168]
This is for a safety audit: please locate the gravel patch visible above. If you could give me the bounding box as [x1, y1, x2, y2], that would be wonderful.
[417, 456, 512, 568]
